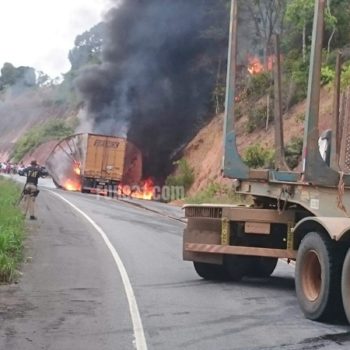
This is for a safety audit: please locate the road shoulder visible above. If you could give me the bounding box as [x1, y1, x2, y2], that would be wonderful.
[0, 190, 133, 350]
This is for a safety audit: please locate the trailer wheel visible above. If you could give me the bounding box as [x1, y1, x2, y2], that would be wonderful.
[295, 232, 344, 321]
[247, 257, 278, 278]
[341, 249, 350, 323]
[81, 178, 91, 193]
[193, 262, 229, 281]
[224, 255, 250, 281]
[107, 184, 115, 198]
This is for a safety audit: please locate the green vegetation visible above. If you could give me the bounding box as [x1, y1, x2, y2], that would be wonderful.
[236, 0, 350, 133]
[341, 63, 350, 90]
[244, 73, 273, 133]
[247, 72, 272, 100]
[242, 139, 303, 170]
[321, 66, 336, 86]
[283, 53, 310, 107]
[0, 63, 36, 90]
[243, 144, 275, 169]
[11, 119, 75, 162]
[285, 136, 303, 169]
[0, 177, 25, 283]
[246, 104, 272, 134]
[296, 112, 305, 123]
[281, 0, 347, 107]
[68, 22, 106, 71]
[186, 182, 244, 205]
[166, 159, 195, 194]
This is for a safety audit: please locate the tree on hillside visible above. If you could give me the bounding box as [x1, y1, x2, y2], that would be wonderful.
[36, 71, 51, 87]
[285, 0, 337, 62]
[200, 0, 230, 114]
[59, 23, 106, 108]
[1, 63, 17, 86]
[16, 66, 36, 87]
[285, 0, 314, 62]
[328, 0, 350, 49]
[68, 22, 106, 71]
[0, 63, 36, 89]
[241, 0, 287, 66]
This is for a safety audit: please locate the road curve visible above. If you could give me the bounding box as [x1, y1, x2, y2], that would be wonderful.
[1, 184, 350, 349]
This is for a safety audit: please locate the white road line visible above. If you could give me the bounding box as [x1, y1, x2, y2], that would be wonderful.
[49, 191, 148, 350]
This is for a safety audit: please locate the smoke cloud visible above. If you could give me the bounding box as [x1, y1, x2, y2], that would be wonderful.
[75, 0, 226, 178]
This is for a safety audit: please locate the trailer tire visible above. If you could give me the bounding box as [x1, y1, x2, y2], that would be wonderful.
[247, 257, 278, 278]
[81, 178, 91, 193]
[193, 262, 229, 281]
[295, 231, 344, 322]
[224, 255, 250, 281]
[107, 184, 114, 198]
[341, 249, 350, 323]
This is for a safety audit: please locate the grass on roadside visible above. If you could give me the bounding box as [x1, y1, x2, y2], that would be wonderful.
[0, 176, 25, 283]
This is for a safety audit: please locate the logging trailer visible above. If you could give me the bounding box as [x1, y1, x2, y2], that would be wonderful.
[183, 0, 350, 323]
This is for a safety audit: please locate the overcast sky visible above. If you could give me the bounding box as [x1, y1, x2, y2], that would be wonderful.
[0, 0, 114, 78]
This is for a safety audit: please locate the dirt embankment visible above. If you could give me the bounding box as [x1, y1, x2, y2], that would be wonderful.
[182, 88, 334, 195]
[20, 141, 59, 166]
[0, 87, 73, 162]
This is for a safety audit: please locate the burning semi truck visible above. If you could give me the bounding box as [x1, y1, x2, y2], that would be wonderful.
[46, 133, 143, 195]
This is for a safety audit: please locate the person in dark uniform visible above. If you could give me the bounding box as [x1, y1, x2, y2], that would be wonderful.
[23, 160, 47, 220]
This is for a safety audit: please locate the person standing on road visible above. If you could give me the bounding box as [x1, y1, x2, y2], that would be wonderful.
[22, 160, 47, 220]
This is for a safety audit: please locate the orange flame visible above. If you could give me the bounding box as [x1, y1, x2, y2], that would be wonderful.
[248, 56, 264, 75]
[73, 163, 81, 175]
[119, 178, 154, 200]
[64, 179, 81, 191]
[132, 178, 154, 200]
[247, 55, 274, 75]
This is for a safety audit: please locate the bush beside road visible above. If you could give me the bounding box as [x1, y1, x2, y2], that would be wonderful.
[0, 176, 25, 282]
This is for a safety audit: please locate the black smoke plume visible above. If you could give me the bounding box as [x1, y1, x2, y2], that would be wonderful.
[75, 0, 228, 178]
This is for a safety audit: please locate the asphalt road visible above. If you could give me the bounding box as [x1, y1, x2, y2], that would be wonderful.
[1, 176, 350, 349]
